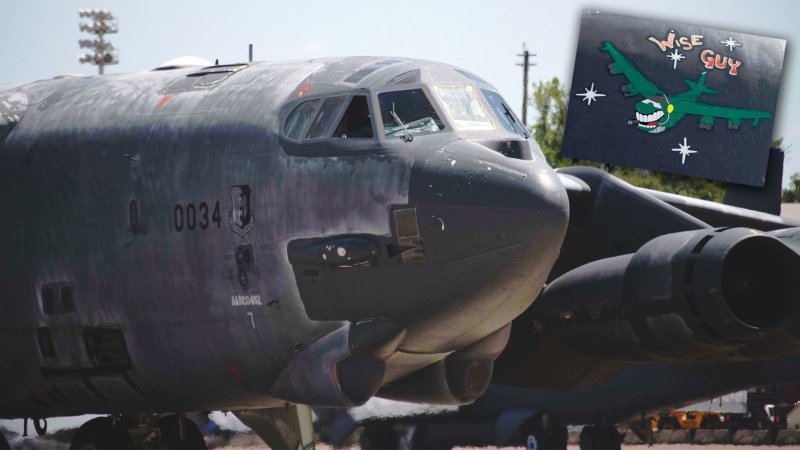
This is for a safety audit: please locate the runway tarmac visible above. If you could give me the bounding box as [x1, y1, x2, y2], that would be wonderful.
[6, 433, 799, 449]
[207, 445, 795, 449]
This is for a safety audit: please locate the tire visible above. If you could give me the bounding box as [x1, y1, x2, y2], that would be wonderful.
[658, 418, 679, 431]
[157, 415, 207, 450]
[33, 418, 47, 436]
[360, 421, 400, 450]
[539, 424, 568, 450]
[700, 416, 722, 430]
[579, 425, 622, 450]
[0, 431, 9, 450]
[518, 414, 568, 450]
[69, 417, 135, 450]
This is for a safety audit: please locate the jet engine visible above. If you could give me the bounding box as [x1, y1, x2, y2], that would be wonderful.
[533, 227, 800, 362]
[377, 324, 510, 405]
[269, 319, 406, 407]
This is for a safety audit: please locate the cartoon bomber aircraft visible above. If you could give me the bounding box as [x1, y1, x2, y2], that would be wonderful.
[600, 40, 772, 133]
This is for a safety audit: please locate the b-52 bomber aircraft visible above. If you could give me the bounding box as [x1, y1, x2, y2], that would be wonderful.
[335, 153, 800, 450]
[600, 41, 773, 133]
[1, 54, 799, 450]
[0, 56, 570, 449]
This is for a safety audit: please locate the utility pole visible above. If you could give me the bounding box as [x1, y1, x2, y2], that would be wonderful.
[516, 43, 537, 127]
[78, 9, 119, 75]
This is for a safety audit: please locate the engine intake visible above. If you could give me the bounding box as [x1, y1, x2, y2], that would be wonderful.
[377, 324, 510, 405]
[534, 228, 800, 361]
[269, 319, 406, 407]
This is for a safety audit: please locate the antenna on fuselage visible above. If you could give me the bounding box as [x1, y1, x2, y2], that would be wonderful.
[249, 44, 253, 62]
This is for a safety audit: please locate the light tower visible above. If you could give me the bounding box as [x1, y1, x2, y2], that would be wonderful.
[78, 9, 118, 75]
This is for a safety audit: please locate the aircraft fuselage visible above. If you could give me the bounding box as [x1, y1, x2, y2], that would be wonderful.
[0, 57, 569, 418]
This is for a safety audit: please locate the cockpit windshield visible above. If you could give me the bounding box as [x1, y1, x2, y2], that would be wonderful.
[378, 89, 444, 138]
[434, 86, 494, 131]
[480, 89, 529, 138]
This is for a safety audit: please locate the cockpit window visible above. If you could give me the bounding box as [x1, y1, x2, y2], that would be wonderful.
[481, 89, 529, 137]
[284, 99, 321, 140]
[378, 89, 444, 138]
[306, 95, 347, 140]
[454, 69, 489, 84]
[334, 95, 374, 138]
[386, 69, 421, 86]
[433, 86, 493, 131]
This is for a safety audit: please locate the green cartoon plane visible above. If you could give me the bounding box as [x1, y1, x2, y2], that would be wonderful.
[600, 41, 772, 133]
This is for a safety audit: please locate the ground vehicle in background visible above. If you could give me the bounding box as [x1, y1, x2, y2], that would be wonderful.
[651, 411, 724, 431]
[721, 386, 797, 431]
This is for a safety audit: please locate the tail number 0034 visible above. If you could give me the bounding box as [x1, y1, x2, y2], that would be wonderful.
[174, 201, 221, 232]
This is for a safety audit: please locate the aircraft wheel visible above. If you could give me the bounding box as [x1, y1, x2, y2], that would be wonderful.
[69, 417, 135, 450]
[700, 415, 722, 429]
[658, 417, 679, 431]
[359, 421, 399, 450]
[579, 425, 622, 450]
[158, 414, 207, 450]
[0, 431, 9, 450]
[518, 413, 568, 450]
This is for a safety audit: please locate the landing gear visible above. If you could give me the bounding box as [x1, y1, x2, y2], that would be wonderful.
[518, 413, 568, 450]
[658, 416, 680, 431]
[69, 414, 207, 450]
[626, 415, 655, 445]
[157, 414, 207, 449]
[234, 404, 315, 450]
[69, 417, 135, 450]
[359, 421, 400, 450]
[579, 425, 623, 450]
[0, 431, 9, 450]
[33, 418, 48, 436]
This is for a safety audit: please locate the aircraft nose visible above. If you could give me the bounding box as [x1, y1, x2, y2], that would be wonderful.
[388, 139, 569, 351]
[410, 139, 569, 265]
[287, 139, 568, 353]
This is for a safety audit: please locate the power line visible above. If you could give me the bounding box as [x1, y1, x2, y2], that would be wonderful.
[516, 43, 537, 127]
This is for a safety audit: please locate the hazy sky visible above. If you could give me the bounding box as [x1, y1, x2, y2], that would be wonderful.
[1, 0, 798, 183]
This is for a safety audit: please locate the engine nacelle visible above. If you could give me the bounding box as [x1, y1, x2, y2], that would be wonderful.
[534, 227, 800, 362]
[269, 319, 406, 407]
[377, 324, 510, 405]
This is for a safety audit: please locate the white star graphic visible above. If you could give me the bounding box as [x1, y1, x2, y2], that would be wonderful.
[671, 137, 698, 165]
[666, 48, 685, 70]
[576, 82, 606, 106]
[721, 37, 742, 52]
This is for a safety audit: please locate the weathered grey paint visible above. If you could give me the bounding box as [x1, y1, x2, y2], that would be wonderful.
[0, 57, 569, 418]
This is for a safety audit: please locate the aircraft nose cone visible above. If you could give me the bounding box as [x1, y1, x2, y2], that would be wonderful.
[394, 139, 569, 351]
[411, 139, 569, 265]
[286, 139, 569, 354]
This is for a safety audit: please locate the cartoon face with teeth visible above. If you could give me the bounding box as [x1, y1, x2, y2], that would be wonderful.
[634, 97, 674, 134]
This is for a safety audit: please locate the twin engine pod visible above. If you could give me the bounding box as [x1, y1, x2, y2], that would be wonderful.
[269, 319, 406, 407]
[534, 227, 800, 362]
[377, 324, 511, 405]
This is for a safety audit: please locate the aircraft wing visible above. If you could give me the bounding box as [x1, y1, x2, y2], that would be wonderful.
[679, 101, 772, 121]
[599, 41, 662, 98]
[558, 171, 797, 231]
[639, 187, 798, 230]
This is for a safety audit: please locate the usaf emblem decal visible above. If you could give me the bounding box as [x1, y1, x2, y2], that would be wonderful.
[229, 185, 254, 237]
